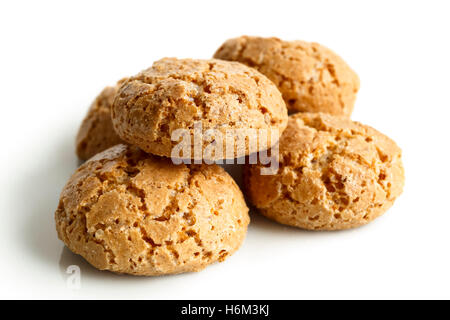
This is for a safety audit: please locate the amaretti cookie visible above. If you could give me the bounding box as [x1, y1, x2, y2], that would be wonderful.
[76, 81, 125, 160]
[111, 58, 288, 161]
[55, 144, 250, 275]
[243, 113, 404, 230]
[214, 36, 360, 117]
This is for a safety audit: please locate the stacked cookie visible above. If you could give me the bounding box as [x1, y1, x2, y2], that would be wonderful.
[56, 36, 404, 276]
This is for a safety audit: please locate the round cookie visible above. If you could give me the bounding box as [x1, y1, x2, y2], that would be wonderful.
[111, 58, 288, 161]
[55, 144, 250, 275]
[76, 81, 125, 160]
[243, 113, 404, 230]
[214, 36, 360, 117]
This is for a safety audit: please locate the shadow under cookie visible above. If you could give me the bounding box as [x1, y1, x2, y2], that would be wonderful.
[16, 131, 78, 268]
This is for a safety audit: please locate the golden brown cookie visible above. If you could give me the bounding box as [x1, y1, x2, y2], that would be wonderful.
[76, 81, 126, 160]
[111, 58, 288, 161]
[214, 36, 360, 117]
[243, 113, 404, 230]
[55, 144, 250, 275]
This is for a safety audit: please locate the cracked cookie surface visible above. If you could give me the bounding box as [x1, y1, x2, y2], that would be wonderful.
[76, 81, 126, 160]
[243, 113, 404, 230]
[111, 58, 288, 161]
[55, 144, 250, 275]
[214, 36, 360, 117]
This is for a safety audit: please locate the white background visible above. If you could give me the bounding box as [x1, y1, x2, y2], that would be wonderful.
[1, 0, 449, 299]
